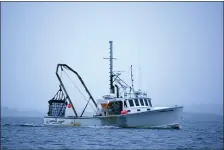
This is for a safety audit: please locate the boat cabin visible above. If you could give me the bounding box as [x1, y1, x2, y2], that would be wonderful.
[96, 92, 152, 116]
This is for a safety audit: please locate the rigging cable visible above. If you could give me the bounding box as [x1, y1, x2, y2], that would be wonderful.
[63, 69, 97, 113]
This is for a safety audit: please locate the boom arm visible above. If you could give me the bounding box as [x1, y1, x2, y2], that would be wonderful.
[56, 64, 97, 117]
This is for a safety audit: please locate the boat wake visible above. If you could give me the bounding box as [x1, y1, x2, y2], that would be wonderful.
[82, 125, 121, 129]
[81, 125, 180, 130]
[2, 123, 44, 127]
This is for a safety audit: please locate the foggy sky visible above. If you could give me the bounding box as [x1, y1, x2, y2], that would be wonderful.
[1, 2, 223, 115]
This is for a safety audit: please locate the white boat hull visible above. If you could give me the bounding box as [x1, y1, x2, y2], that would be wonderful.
[44, 106, 183, 129]
[44, 116, 102, 126]
[123, 106, 183, 128]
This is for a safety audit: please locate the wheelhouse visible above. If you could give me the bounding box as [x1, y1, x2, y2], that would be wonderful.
[96, 96, 152, 116]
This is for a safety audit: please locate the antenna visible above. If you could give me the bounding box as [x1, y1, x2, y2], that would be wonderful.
[130, 65, 134, 91]
[103, 41, 116, 94]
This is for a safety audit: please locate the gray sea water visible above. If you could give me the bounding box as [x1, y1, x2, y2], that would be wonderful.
[1, 112, 223, 149]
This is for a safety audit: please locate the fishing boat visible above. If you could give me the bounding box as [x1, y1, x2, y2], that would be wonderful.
[44, 41, 183, 129]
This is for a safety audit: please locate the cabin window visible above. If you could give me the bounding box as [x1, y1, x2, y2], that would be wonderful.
[148, 99, 152, 107]
[144, 99, 149, 106]
[134, 99, 140, 106]
[124, 100, 127, 108]
[128, 99, 134, 107]
[139, 99, 144, 106]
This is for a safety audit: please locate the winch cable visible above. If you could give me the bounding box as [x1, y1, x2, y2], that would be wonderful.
[55, 70, 69, 117]
[63, 69, 97, 113]
[59, 68, 70, 103]
[57, 89, 66, 117]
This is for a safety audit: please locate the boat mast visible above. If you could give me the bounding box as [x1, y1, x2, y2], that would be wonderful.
[109, 41, 115, 94]
[104, 41, 116, 94]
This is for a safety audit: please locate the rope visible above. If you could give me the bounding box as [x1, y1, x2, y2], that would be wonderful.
[63, 69, 97, 113]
